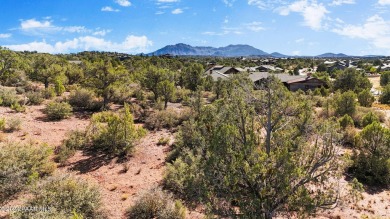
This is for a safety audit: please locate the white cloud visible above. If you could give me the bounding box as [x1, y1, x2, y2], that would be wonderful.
[0, 33, 11, 38]
[115, 0, 131, 7]
[21, 19, 52, 29]
[158, 0, 179, 2]
[378, 0, 390, 5]
[93, 29, 111, 36]
[101, 6, 120, 12]
[247, 0, 285, 10]
[295, 38, 305, 43]
[292, 50, 301, 55]
[333, 15, 390, 49]
[223, 0, 236, 7]
[329, 0, 355, 6]
[171, 8, 183, 14]
[278, 0, 329, 30]
[63, 26, 88, 33]
[155, 11, 165, 15]
[4, 35, 153, 54]
[244, 22, 264, 32]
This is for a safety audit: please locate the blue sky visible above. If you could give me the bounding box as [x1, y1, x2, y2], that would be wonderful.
[1, 0, 390, 55]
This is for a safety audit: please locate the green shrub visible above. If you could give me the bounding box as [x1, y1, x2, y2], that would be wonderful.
[339, 114, 354, 129]
[145, 108, 192, 130]
[56, 130, 86, 165]
[172, 89, 191, 103]
[362, 112, 380, 127]
[379, 84, 390, 104]
[334, 91, 357, 117]
[0, 88, 19, 107]
[42, 87, 56, 99]
[69, 88, 101, 111]
[11, 102, 26, 113]
[351, 122, 390, 186]
[157, 137, 170, 146]
[0, 118, 5, 130]
[126, 188, 186, 219]
[44, 101, 72, 120]
[15, 174, 105, 219]
[6, 117, 22, 132]
[87, 103, 146, 156]
[54, 79, 66, 96]
[26, 91, 44, 105]
[341, 126, 357, 147]
[358, 89, 375, 107]
[0, 142, 55, 204]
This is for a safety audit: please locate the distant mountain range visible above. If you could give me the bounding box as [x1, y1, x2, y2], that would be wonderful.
[149, 43, 386, 58]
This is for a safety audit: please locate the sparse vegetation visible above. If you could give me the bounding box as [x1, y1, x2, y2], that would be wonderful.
[126, 188, 186, 219]
[44, 101, 73, 120]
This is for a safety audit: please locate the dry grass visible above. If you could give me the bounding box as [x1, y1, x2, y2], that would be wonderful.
[373, 103, 390, 110]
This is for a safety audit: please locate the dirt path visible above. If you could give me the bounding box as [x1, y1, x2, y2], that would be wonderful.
[63, 129, 173, 219]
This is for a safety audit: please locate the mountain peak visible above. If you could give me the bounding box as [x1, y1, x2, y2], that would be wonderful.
[149, 44, 268, 57]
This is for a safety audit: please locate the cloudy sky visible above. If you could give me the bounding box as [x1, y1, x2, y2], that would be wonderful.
[1, 0, 390, 55]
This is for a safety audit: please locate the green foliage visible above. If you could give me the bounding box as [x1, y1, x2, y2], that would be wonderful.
[351, 122, 390, 186]
[379, 84, 390, 104]
[42, 87, 56, 99]
[339, 114, 354, 129]
[15, 174, 105, 219]
[334, 91, 357, 117]
[26, 91, 44, 105]
[348, 178, 364, 204]
[380, 71, 390, 86]
[145, 108, 192, 130]
[0, 142, 55, 204]
[357, 89, 375, 107]
[87, 103, 146, 156]
[342, 126, 357, 147]
[157, 137, 170, 146]
[0, 88, 19, 107]
[11, 102, 26, 113]
[165, 76, 341, 218]
[126, 188, 186, 219]
[6, 117, 22, 132]
[54, 79, 66, 96]
[142, 66, 175, 102]
[157, 79, 175, 109]
[182, 63, 204, 91]
[69, 88, 101, 111]
[0, 117, 5, 130]
[362, 112, 379, 127]
[56, 130, 87, 165]
[333, 68, 372, 93]
[44, 101, 73, 120]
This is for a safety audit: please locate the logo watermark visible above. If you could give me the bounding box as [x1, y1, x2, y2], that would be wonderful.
[0, 206, 52, 213]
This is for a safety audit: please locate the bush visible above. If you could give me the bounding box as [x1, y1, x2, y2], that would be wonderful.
[157, 137, 170, 146]
[11, 102, 26, 113]
[87, 104, 146, 156]
[172, 89, 191, 103]
[56, 130, 86, 165]
[358, 89, 375, 107]
[69, 88, 101, 111]
[379, 84, 390, 104]
[26, 91, 44, 105]
[0, 88, 19, 107]
[42, 87, 56, 99]
[334, 91, 357, 117]
[351, 122, 390, 186]
[362, 112, 380, 127]
[6, 117, 22, 132]
[380, 71, 390, 86]
[145, 108, 192, 130]
[44, 101, 72, 120]
[0, 142, 55, 204]
[54, 79, 66, 96]
[341, 126, 357, 147]
[0, 118, 5, 130]
[15, 174, 105, 219]
[126, 188, 186, 219]
[339, 114, 354, 129]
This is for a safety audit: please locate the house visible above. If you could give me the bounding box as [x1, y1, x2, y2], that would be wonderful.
[256, 65, 283, 73]
[210, 71, 327, 92]
[205, 66, 245, 75]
